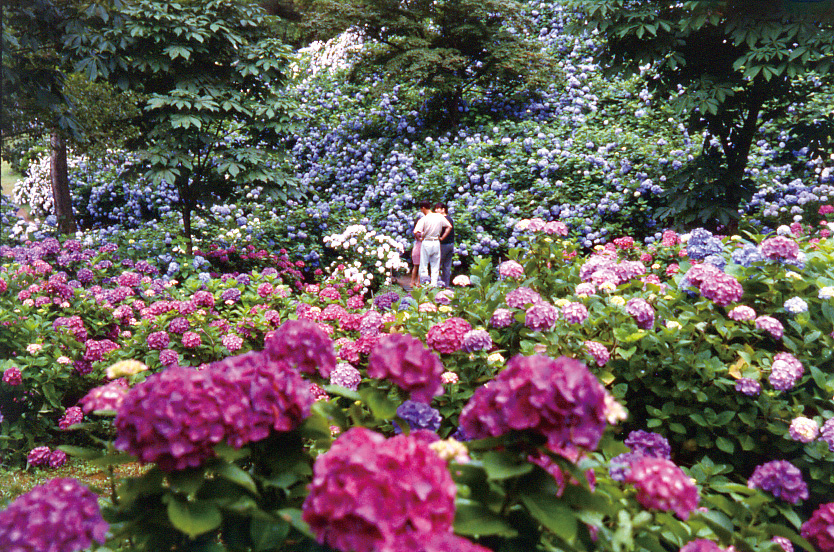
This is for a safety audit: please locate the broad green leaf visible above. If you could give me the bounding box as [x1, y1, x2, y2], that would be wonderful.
[167, 499, 222, 538]
[519, 491, 577, 542]
[481, 451, 534, 480]
[216, 462, 258, 495]
[454, 499, 518, 537]
[250, 518, 290, 551]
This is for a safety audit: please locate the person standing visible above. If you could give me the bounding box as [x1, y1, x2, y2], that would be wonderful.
[434, 202, 454, 287]
[410, 210, 422, 289]
[413, 200, 451, 287]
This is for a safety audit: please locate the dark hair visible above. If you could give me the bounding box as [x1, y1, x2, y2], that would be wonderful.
[434, 202, 447, 211]
[419, 200, 432, 210]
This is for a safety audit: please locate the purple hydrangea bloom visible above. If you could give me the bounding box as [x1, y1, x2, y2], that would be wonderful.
[330, 362, 362, 391]
[583, 341, 610, 366]
[265, 319, 336, 378]
[769, 352, 804, 390]
[802, 503, 834, 552]
[367, 334, 444, 403]
[302, 427, 456, 552]
[625, 430, 671, 459]
[747, 460, 809, 504]
[373, 291, 400, 311]
[686, 228, 724, 260]
[562, 302, 589, 324]
[159, 348, 179, 366]
[505, 286, 541, 309]
[0, 478, 108, 552]
[731, 244, 765, 267]
[820, 418, 834, 452]
[525, 302, 560, 332]
[49, 449, 68, 468]
[59, 406, 84, 430]
[146, 330, 170, 350]
[359, 311, 384, 336]
[626, 457, 699, 520]
[167, 316, 190, 334]
[461, 329, 493, 352]
[735, 378, 762, 396]
[490, 308, 515, 328]
[626, 298, 655, 329]
[220, 287, 241, 303]
[394, 400, 442, 433]
[459, 355, 608, 458]
[27, 446, 51, 466]
[610, 451, 645, 481]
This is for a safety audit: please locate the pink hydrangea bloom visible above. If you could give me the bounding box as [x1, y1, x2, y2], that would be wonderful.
[265, 319, 336, 377]
[181, 331, 202, 348]
[3, 367, 22, 386]
[626, 298, 655, 329]
[626, 457, 699, 519]
[544, 221, 569, 236]
[27, 446, 51, 466]
[525, 302, 560, 331]
[769, 352, 804, 390]
[680, 539, 727, 552]
[459, 355, 608, 458]
[80, 380, 129, 413]
[755, 316, 784, 339]
[146, 330, 170, 350]
[584, 341, 610, 366]
[699, 271, 743, 307]
[59, 406, 83, 430]
[562, 302, 589, 324]
[789, 417, 819, 443]
[759, 236, 800, 262]
[426, 317, 472, 354]
[498, 260, 524, 279]
[368, 334, 444, 402]
[222, 333, 244, 352]
[302, 427, 457, 552]
[505, 286, 541, 309]
[728, 305, 756, 321]
[490, 308, 516, 328]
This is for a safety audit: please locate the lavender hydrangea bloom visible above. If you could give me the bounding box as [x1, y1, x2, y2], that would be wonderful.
[562, 302, 589, 324]
[609, 451, 644, 481]
[626, 298, 655, 329]
[394, 400, 442, 433]
[747, 460, 809, 504]
[686, 229, 723, 260]
[505, 286, 541, 309]
[373, 291, 400, 311]
[490, 308, 515, 328]
[769, 352, 804, 390]
[731, 244, 764, 267]
[735, 378, 762, 396]
[755, 316, 784, 339]
[330, 362, 362, 391]
[0, 478, 108, 552]
[625, 430, 671, 459]
[461, 329, 493, 352]
[820, 418, 834, 452]
[220, 287, 241, 303]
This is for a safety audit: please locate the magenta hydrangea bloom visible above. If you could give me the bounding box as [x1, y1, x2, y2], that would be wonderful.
[698, 270, 743, 307]
[505, 286, 541, 309]
[426, 317, 472, 354]
[680, 539, 727, 552]
[626, 457, 699, 519]
[0, 478, 108, 552]
[769, 352, 804, 390]
[3, 366, 22, 386]
[28, 446, 51, 466]
[498, 260, 524, 279]
[756, 316, 784, 339]
[459, 355, 608, 458]
[167, 316, 190, 334]
[759, 236, 800, 262]
[801, 502, 834, 552]
[490, 308, 515, 328]
[49, 449, 68, 468]
[562, 302, 589, 324]
[525, 302, 560, 332]
[461, 329, 493, 352]
[392, 531, 493, 552]
[302, 427, 457, 552]
[181, 331, 202, 348]
[626, 298, 655, 329]
[79, 380, 128, 413]
[772, 536, 794, 552]
[747, 460, 808, 504]
[584, 341, 610, 366]
[265, 319, 336, 377]
[820, 418, 834, 452]
[59, 406, 84, 430]
[146, 330, 170, 350]
[159, 348, 179, 366]
[368, 334, 444, 402]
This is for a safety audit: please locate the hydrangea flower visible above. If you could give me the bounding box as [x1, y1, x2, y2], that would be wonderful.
[459, 355, 608, 458]
[461, 329, 493, 352]
[772, 536, 794, 552]
[731, 244, 764, 267]
[698, 270, 744, 307]
[359, 311, 384, 336]
[498, 260, 524, 279]
[146, 330, 170, 350]
[505, 286, 541, 308]
[392, 532, 492, 552]
[755, 316, 784, 339]
[59, 406, 84, 430]
[426, 317, 472, 354]
[373, 291, 400, 311]
[181, 331, 202, 348]
[562, 302, 589, 324]
[680, 539, 727, 552]
[747, 460, 808, 504]
[452, 275, 470, 286]
[686, 228, 724, 261]
[625, 430, 671, 459]
[583, 341, 610, 366]
[735, 378, 761, 396]
[759, 236, 800, 262]
[525, 302, 560, 331]
[49, 449, 68, 468]
[728, 305, 756, 321]
[330, 362, 362, 391]
[820, 418, 834, 452]
[626, 298, 655, 329]
[0, 478, 108, 552]
[79, 380, 128, 412]
[490, 308, 515, 328]
[769, 352, 804, 390]
[302, 427, 457, 552]
[3, 366, 22, 386]
[395, 400, 442, 433]
[159, 348, 179, 366]
[784, 297, 808, 314]
[801, 502, 834, 552]
[788, 417, 819, 443]
[626, 457, 699, 519]
[367, 334, 444, 402]
[28, 446, 52, 466]
[265, 319, 336, 378]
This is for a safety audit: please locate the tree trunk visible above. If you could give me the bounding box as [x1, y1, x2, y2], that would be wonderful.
[50, 131, 77, 235]
[178, 177, 193, 256]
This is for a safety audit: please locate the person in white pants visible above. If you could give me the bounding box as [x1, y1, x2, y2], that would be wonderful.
[413, 200, 451, 287]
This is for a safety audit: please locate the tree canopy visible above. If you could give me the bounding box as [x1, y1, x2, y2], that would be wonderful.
[569, 0, 834, 228]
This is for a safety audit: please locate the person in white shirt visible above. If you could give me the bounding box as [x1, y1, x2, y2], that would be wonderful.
[413, 200, 451, 287]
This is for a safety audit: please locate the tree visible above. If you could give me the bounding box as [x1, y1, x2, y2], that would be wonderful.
[106, 0, 300, 255]
[568, 0, 834, 228]
[1, 0, 122, 234]
[298, 0, 555, 126]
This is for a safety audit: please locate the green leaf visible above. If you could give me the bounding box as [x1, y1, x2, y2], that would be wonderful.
[250, 518, 290, 551]
[454, 499, 519, 537]
[58, 445, 103, 460]
[519, 491, 577, 542]
[481, 451, 534, 480]
[216, 462, 258, 495]
[715, 437, 735, 453]
[276, 508, 312, 538]
[168, 469, 206, 495]
[359, 388, 398, 420]
[167, 499, 222, 538]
